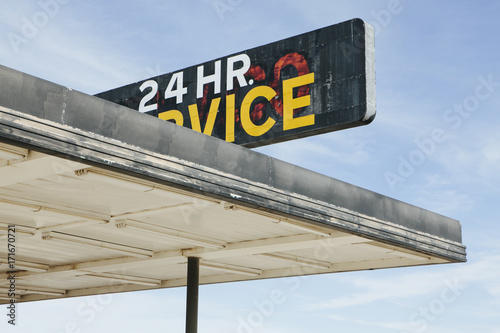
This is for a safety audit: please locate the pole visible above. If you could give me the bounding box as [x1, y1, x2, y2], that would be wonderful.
[186, 257, 199, 333]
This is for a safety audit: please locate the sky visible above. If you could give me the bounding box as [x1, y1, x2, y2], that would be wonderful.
[1, 0, 500, 332]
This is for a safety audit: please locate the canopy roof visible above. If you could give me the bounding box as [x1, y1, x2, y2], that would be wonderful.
[0, 65, 465, 304]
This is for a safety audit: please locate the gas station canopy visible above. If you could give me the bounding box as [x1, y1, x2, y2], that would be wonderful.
[0, 65, 465, 304]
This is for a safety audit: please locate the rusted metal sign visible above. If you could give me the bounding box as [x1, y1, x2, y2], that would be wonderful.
[96, 18, 375, 147]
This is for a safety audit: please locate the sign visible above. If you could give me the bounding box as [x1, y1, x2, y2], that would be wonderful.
[95, 18, 375, 147]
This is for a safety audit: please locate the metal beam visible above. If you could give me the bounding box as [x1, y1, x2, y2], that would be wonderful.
[0, 151, 88, 187]
[0, 286, 65, 297]
[200, 260, 261, 276]
[355, 242, 432, 261]
[41, 231, 153, 258]
[115, 219, 226, 249]
[77, 271, 161, 287]
[260, 253, 331, 269]
[0, 195, 109, 223]
[1, 233, 364, 280]
[110, 204, 193, 221]
[189, 234, 367, 260]
[36, 220, 105, 233]
[0, 258, 49, 272]
[0, 223, 35, 239]
[74, 168, 205, 203]
[0, 142, 28, 162]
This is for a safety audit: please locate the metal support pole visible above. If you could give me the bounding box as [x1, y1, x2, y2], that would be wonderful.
[186, 257, 199, 333]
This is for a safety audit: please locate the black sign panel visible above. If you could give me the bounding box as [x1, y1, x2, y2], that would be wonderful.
[96, 18, 375, 148]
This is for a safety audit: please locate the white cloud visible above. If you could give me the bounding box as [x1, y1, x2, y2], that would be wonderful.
[305, 270, 446, 310]
[428, 125, 500, 190]
[325, 313, 415, 331]
[256, 130, 374, 179]
[305, 252, 500, 311]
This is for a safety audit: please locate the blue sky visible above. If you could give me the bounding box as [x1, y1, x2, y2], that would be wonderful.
[1, 0, 500, 332]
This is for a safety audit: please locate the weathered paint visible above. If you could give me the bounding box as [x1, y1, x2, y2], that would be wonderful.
[96, 19, 376, 148]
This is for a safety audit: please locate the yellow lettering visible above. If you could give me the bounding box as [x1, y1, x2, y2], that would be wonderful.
[241, 86, 276, 137]
[188, 97, 221, 135]
[282, 73, 315, 131]
[159, 109, 184, 126]
[226, 94, 235, 142]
